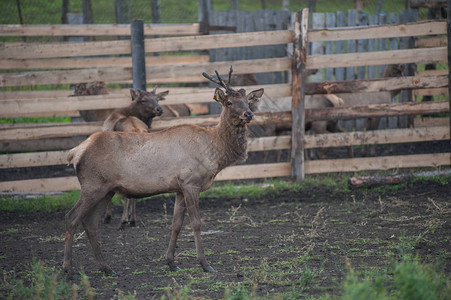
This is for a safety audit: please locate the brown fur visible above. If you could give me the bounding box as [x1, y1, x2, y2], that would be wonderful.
[63, 70, 264, 275]
[102, 87, 168, 228]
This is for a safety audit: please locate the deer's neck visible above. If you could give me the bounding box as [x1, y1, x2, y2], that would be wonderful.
[211, 111, 249, 172]
[125, 103, 152, 127]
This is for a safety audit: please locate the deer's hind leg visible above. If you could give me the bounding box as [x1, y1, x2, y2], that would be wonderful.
[82, 191, 115, 275]
[63, 187, 112, 276]
[166, 192, 186, 271]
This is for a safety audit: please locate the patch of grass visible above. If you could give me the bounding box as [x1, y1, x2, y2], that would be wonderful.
[0, 116, 71, 125]
[0, 190, 80, 212]
[0, 260, 95, 299]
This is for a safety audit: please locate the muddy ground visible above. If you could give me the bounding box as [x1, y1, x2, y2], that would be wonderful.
[0, 179, 450, 299]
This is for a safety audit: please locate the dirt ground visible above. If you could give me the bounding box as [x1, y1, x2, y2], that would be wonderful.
[0, 179, 450, 299]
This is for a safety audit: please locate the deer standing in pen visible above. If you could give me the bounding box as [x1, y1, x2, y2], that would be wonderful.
[64, 66, 264, 276]
[102, 87, 168, 229]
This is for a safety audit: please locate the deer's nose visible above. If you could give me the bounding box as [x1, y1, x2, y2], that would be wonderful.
[244, 111, 253, 121]
[156, 107, 164, 115]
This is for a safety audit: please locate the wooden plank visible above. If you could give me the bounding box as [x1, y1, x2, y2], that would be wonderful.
[0, 122, 103, 141]
[4, 126, 449, 169]
[410, 0, 447, 8]
[0, 83, 291, 117]
[324, 12, 336, 81]
[413, 87, 448, 97]
[291, 8, 309, 182]
[0, 57, 291, 87]
[146, 29, 294, 53]
[305, 126, 449, 148]
[305, 74, 449, 95]
[0, 112, 291, 141]
[2, 152, 450, 192]
[1, 30, 294, 59]
[416, 69, 448, 76]
[334, 11, 346, 81]
[310, 13, 324, 82]
[1, 136, 86, 153]
[306, 101, 449, 121]
[0, 177, 80, 193]
[305, 153, 451, 174]
[415, 36, 447, 48]
[307, 47, 447, 69]
[414, 117, 449, 127]
[0, 40, 132, 59]
[0, 23, 201, 37]
[308, 20, 446, 42]
[0, 55, 210, 70]
[0, 150, 67, 168]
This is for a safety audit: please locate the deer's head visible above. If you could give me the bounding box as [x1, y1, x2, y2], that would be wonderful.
[130, 87, 168, 118]
[203, 66, 264, 126]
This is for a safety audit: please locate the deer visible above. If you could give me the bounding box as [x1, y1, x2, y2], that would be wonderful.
[63, 66, 264, 276]
[102, 87, 169, 229]
[71, 81, 190, 122]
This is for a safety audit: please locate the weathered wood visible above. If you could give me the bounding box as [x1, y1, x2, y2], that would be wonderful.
[324, 12, 336, 81]
[0, 30, 294, 60]
[414, 117, 449, 127]
[410, 0, 447, 8]
[334, 11, 346, 81]
[415, 36, 447, 48]
[308, 20, 446, 42]
[448, 0, 451, 153]
[349, 169, 451, 189]
[4, 126, 449, 169]
[305, 101, 449, 121]
[0, 55, 210, 70]
[307, 47, 446, 69]
[305, 74, 449, 95]
[305, 153, 451, 174]
[0, 84, 291, 117]
[291, 8, 308, 182]
[2, 153, 450, 192]
[413, 87, 448, 97]
[1, 137, 86, 153]
[0, 57, 291, 87]
[310, 12, 324, 82]
[0, 23, 201, 36]
[0, 112, 292, 141]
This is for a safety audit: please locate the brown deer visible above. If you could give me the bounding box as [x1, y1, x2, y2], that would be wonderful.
[102, 87, 169, 229]
[63, 67, 264, 276]
[71, 81, 190, 122]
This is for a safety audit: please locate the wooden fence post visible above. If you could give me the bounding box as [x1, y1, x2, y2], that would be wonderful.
[291, 8, 308, 182]
[448, 0, 451, 155]
[131, 19, 146, 91]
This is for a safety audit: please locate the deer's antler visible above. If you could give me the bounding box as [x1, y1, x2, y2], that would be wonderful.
[202, 65, 234, 93]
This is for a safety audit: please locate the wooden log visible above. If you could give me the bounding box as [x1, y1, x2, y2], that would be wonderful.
[414, 117, 450, 127]
[308, 20, 446, 42]
[0, 23, 201, 37]
[413, 87, 448, 97]
[0, 136, 85, 153]
[305, 74, 449, 95]
[348, 169, 451, 189]
[306, 101, 449, 121]
[307, 47, 447, 69]
[291, 8, 308, 182]
[410, 0, 447, 8]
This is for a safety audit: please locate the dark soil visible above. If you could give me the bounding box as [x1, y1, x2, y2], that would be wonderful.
[0, 180, 450, 299]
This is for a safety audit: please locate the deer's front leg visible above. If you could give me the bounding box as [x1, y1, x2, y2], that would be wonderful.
[183, 186, 215, 273]
[166, 192, 185, 271]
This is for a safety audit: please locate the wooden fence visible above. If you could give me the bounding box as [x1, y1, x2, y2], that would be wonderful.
[0, 8, 450, 191]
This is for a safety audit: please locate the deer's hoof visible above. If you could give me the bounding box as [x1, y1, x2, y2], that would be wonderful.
[129, 221, 136, 227]
[203, 265, 215, 273]
[167, 260, 181, 272]
[100, 266, 117, 276]
[103, 215, 112, 224]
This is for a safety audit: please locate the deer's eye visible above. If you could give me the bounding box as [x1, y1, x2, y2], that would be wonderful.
[226, 101, 233, 106]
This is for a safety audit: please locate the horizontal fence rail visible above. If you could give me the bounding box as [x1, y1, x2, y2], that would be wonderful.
[0, 23, 202, 36]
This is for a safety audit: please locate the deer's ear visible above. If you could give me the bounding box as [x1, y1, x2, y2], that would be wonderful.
[247, 88, 264, 104]
[156, 90, 169, 101]
[213, 88, 227, 103]
[130, 89, 141, 101]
